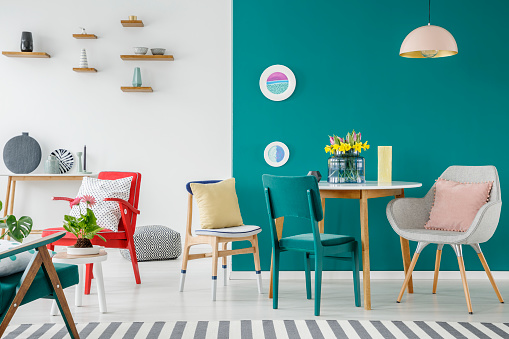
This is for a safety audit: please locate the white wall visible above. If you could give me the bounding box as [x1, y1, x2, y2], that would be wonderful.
[0, 0, 232, 234]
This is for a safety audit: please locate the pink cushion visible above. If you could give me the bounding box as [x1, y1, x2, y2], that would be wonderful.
[424, 178, 493, 232]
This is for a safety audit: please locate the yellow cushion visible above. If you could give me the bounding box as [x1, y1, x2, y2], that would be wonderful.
[190, 178, 244, 229]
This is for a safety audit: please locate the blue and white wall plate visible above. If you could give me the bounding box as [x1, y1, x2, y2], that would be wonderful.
[264, 141, 290, 167]
[259, 65, 296, 101]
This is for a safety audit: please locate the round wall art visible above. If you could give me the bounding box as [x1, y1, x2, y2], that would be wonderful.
[3, 132, 42, 174]
[264, 141, 290, 167]
[259, 65, 296, 101]
[50, 149, 74, 173]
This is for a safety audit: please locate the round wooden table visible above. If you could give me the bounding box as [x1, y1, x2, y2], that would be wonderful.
[50, 249, 108, 314]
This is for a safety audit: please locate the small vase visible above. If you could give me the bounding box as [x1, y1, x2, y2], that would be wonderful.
[79, 48, 88, 68]
[44, 155, 60, 174]
[132, 67, 142, 87]
[21, 32, 33, 52]
[328, 150, 365, 184]
[76, 152, 84, 173]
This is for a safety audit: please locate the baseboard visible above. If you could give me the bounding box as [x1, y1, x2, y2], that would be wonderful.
[230, 270, 509, 280]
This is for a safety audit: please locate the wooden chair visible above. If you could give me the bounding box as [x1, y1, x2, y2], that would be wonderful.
[262, 174, 361, 316]
[179, 180, 263, 300]
[42, 172, 142, 294]
[0, 231, 80, 338]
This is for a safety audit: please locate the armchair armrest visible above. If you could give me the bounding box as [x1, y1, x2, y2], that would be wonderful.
[464, 201, 502, 244]
[104, 198, 140, 215]
[0, 231, 66, 260]
[387, 197, 432, 232]
[52, 197, 74, 202]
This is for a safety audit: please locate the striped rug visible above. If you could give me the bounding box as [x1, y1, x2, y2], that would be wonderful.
[4, 320, 509, 338]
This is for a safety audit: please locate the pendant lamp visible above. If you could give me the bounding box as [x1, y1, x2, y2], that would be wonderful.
[400, 0, 457, 58]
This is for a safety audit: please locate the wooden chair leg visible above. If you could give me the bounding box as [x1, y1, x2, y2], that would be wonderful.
[272, 249, 280, 309]
[397, 253, 420, 302]
[314, 254, 323, 316]
[250, 236, 262, 294]
[179, 243, 191, 292]
[457, 254, 473, 314]
[433, 245, 443, 294]
[352, 243, 361, 307]
[84, 264, 93, 295]
[304, 252, 312, 300]
[211, 238, 219, 301]
[39, 247, 80, 338]
[127, 240, 141, 284]
[222, 242, 228, 286]
[477, 252, 504, 303]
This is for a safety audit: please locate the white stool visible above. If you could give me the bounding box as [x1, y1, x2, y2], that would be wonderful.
[50, 250, 108, 314]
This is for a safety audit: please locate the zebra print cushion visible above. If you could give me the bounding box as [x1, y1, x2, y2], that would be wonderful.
[120, 225, 181, 262]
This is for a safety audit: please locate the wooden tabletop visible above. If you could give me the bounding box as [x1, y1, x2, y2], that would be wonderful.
[319, 181, 422, 190]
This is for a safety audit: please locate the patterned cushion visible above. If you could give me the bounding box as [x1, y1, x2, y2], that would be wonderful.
[120, 225, 181, 262]
[70, 176, 133, 231]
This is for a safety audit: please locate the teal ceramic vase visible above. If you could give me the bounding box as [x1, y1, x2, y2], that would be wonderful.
[44, 155, 60, 174]
[132, 67, 142, 87]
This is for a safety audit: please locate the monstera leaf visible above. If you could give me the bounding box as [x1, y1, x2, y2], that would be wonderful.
[0, 215, 33, 243]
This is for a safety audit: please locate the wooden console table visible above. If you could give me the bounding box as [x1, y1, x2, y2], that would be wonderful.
[1, 174, 96, 236]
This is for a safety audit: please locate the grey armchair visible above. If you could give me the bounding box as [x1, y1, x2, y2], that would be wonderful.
[386, 166, 504, 314]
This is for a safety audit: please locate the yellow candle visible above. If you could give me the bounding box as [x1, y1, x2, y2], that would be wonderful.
[378, 146, 392, 183]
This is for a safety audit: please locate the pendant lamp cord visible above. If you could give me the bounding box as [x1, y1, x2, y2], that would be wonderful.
[428, 0, 431, 24]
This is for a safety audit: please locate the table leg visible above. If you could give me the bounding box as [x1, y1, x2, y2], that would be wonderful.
[318, 197, 325, 233]
[269, 216, 284, 299]
[8, 180, 16, 216]
[360, 191, 371, 310]
[1, 177, 12, 238]
[395, 191, 413, 294]
[94, 262, 107, 313]
[50, 300, 59, 315]
[75, 264, 84, 307]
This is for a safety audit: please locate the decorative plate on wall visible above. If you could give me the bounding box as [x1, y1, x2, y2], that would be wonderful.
[264, 141, 290, 167]
[259, 65, 296, 101]
[50, 149, 74, 173]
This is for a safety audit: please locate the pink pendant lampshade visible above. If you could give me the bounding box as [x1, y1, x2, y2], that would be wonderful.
[400, 24, 458, 58]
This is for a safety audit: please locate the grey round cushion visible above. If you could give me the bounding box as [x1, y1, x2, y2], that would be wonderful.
[120, 225, 181, 262]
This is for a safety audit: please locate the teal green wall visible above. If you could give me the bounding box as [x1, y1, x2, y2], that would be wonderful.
[232, 0, 509, 272]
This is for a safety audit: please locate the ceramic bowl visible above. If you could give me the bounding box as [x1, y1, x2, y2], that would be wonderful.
[133, 47, 148, 55]
[150, 48, 166, 55]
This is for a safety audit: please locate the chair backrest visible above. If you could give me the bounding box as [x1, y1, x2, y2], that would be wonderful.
[262, 175, 323, 222]
[98, 172, 142, 232]
[440, 166, 501, 202]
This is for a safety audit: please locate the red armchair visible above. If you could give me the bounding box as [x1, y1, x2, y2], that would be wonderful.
[42, 172, 142, 294]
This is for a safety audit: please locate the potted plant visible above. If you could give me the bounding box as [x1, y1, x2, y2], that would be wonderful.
[62, 195, 106, 255]
[0, 201, 33, 243]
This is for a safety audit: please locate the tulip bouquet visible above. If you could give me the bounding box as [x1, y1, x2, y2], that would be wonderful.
[324, 130, 369, 184]
[324, 130, 369, 156]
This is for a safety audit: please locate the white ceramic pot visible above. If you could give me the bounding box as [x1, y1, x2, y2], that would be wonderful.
[67, 245, 102, 256]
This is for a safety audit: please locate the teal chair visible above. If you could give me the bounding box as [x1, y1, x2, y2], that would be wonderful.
[0, 231, 80, 338]
[262, 175, 360, 316]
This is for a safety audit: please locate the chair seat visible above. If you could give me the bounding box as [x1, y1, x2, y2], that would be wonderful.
[42, 227, 127, 240]
[279, 233, 355, 251]
[0, 263, 78, 314]
[194, 225, 261, 238]
[397, 228, 470, 244]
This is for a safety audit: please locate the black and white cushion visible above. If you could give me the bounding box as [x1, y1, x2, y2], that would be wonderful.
[120, 225, 181, 262]
[70, 176, 132, 231]
[194, 225, 261, 237]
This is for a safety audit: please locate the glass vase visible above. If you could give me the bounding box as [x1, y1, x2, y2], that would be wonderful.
[327, 150, 365, 184]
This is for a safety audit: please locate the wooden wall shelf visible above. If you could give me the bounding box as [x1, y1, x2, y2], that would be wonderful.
[121, 20, 144, 27]
[2, 52, 50, 58]
[73, 34, 97, 39]
[73, 68, 97, 73]
[121, 87, 153, 92]
[120, 55, 174, 61]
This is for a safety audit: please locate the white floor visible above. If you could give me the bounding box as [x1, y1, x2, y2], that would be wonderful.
[10, 248, 509, 325]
